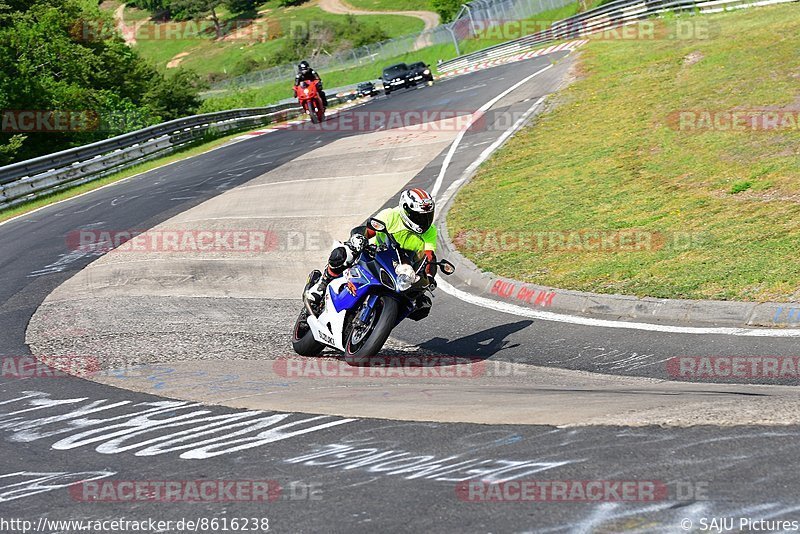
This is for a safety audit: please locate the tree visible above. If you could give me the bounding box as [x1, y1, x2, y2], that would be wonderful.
[170, 0, 223, 38]
[0, 0, 203, 164]
[431, 0, 462, 23]
[225, 0, 258, 15]
[0, 135, 25, 167]
[143, 70, 207, 122]
[128, 0, 170, 11]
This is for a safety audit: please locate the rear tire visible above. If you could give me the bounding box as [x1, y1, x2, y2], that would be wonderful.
[344, 295, 398, 365]
[292, 308, 325, 356]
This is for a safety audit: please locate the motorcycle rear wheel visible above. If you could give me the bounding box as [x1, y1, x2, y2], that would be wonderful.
[292, 308, 325, 356]
[344, 295, 398, 365]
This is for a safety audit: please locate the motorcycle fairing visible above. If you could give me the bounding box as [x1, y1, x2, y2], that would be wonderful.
[306, 246, 422, 351]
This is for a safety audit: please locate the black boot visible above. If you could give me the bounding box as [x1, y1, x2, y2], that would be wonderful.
[305, 267, 336, 306]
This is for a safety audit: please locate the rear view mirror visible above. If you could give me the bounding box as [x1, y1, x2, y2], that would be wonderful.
[369, 218, 386, 232]
[439, 260, 455, 275]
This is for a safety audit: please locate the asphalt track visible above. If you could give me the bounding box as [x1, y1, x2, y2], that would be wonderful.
[3, 52, 800, 532]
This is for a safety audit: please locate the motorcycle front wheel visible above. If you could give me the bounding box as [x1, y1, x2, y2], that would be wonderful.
[344, 295, 398, 364]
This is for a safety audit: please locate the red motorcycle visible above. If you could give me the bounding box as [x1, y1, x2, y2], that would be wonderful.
[295, 80, 326, 124]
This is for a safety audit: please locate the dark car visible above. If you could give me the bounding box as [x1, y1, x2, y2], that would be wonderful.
[406, 61, 434, 86]
[382, 63, 411, 95]
[357, 81, 378, 98]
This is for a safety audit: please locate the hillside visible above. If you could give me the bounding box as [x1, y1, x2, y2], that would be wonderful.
[107, 0, 427, 82]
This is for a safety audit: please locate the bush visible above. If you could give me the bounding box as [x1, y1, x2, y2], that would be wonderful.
[431, 0, 461, 23]
[143, 69, 208, 121]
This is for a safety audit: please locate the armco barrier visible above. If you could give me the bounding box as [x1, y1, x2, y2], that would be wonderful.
[438, 0, 798, 74]
[0, 97, 342, 211]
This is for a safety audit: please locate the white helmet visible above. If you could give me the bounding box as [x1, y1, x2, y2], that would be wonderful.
[399, 188, 435, 234]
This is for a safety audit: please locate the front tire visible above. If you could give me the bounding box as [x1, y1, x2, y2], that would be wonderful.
[345, 295, 398, 364]
[292, 308, 325, 356]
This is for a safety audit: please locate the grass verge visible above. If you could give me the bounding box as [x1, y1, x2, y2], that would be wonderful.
[448, 4, 800, 302]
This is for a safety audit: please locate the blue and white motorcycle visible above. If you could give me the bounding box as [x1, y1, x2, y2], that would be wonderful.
[292, 218, 455, 362]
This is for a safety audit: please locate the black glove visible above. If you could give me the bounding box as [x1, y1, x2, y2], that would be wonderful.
[347, 234, 367, 253]
[424, 250, 437, 277]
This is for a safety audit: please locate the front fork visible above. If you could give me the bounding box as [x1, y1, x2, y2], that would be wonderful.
[358, 294, 379, 323]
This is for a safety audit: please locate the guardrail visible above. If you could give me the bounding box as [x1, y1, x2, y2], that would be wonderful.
[0, 97, 343, 211]
[438, 0, 798, 73]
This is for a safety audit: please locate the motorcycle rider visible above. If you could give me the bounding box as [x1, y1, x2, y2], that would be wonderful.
[305, 188, 438, 318]
[294, 60, 328, 108]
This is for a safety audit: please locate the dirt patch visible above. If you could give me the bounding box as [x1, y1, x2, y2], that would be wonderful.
[167, 52, 191, 69]
[541, 52, 584, 115]
[682, 50, 704, 67]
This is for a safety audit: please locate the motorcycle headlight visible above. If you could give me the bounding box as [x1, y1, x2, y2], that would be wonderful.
[395, 264, 418, 292]
[424, 69, 430, 75]
[303, 89, 309, 94]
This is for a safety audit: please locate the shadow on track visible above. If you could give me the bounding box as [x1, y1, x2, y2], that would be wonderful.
[418, 320, 533, 358]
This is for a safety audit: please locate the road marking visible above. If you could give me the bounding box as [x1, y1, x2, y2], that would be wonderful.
[430, 63, 554, 197]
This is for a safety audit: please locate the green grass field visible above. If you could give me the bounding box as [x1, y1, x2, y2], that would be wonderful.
[448, 4, 800, 302]
[125, 1, 424, 79]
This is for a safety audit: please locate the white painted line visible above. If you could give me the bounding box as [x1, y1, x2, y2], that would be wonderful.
[430, 63, 554, 197]
[437, 278, 800, 337]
